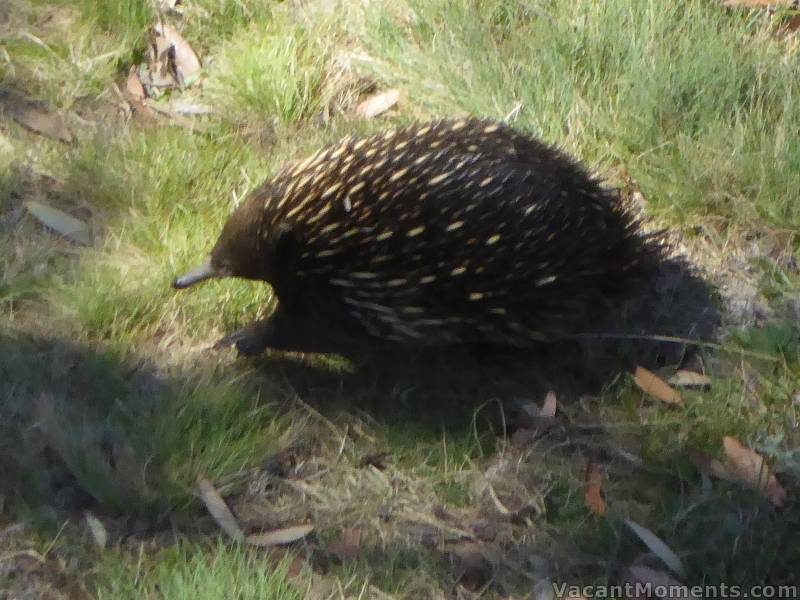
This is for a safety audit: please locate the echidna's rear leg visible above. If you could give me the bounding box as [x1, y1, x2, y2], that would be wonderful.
[214, 308, 345, 356]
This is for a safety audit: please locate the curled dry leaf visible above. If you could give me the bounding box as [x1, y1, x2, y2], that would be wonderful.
[152, 23, 201, 87]
[245, 524, 314, 547]
[669, 370, 711, 389]
[196, 476, 244, 541]
[24, 200, 91, 245]
[624, 519, 686, 578]
[584, 462, 607, 516]
[633, 366, 683, 407]
[722, 436, 787, 507]
[356, 89, 400, 119]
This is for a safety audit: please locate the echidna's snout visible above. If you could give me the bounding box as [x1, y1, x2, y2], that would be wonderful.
[172, 260, 219, 290]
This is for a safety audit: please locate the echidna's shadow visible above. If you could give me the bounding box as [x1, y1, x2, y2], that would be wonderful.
[265, 254, 719, 426]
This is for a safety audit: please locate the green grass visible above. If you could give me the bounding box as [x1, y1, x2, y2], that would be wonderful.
[359, 0, 800, 232]
[206, 16, 332, 125]
[95, 540, 302, 599]
[2, 0, 800, 596]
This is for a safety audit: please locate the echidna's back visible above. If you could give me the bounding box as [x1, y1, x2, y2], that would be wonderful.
[255, 118, 660, 346]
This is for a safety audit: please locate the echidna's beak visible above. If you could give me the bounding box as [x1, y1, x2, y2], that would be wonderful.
[172, 260, 219, 290]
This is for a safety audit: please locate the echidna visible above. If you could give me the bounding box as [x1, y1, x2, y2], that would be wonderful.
[173, 118, 661, 356]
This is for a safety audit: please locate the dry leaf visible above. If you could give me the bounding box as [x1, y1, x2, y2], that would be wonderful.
[633, 366, 683, 406]
[327, 527, 363, 560]
[356, 89, 400, 119]
[196, 476, 244, 541]
[24, 200, 91, 244]
[669, 370, 711, 389]
[245, 524, 314, 547]
[584, 462, 607, 516]
[540, 390, 557, 418]
[12, 107, 72, 143]
[154, 23, 201, 86]
[722, 436, 787, 506]
[624, 520, 686, 578]
[84, 512, 107, 549]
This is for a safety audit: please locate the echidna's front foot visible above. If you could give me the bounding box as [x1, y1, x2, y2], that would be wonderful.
[214, 320, 272, 357]
[214, 309, 353, 356]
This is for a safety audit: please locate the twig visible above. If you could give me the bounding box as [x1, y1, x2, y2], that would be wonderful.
[562, 332, 781, 362]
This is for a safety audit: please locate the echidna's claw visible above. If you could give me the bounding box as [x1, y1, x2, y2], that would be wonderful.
[214, 326, 270, 357]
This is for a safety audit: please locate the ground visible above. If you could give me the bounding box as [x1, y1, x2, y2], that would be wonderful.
[1, 1, 799, 598]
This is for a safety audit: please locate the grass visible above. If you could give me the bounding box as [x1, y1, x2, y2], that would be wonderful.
[206, 15, 331, 126]
[1, 0, 799, 596]
[358, 0, 800, 231]
[95, 540, 302, 600]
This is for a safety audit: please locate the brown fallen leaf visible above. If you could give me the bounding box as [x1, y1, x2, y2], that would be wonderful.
[356, 89, 400, 119]
[624, 520, 686, 578]
[327, 527, 363, 561]
[669, 370, 711, 389]
[633, 366, 684, 407]
[584, 462, 607, 516]
[196, 476, 244, 541]
[153, 23, 201, 87]
[245, 524, 314, 547]
[722, 436, 787, 506]
[24, 200, 91, 245]
[12, 106, 72, 143]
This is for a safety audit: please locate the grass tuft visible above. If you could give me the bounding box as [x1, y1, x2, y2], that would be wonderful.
[96, 540, 302, 600]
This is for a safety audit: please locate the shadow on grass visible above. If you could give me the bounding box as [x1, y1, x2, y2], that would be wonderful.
[253, 251, 720, 427]
[0, 329, 170, 518]
[3, 254, 800, 591]
[0, 248, 718, 515]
